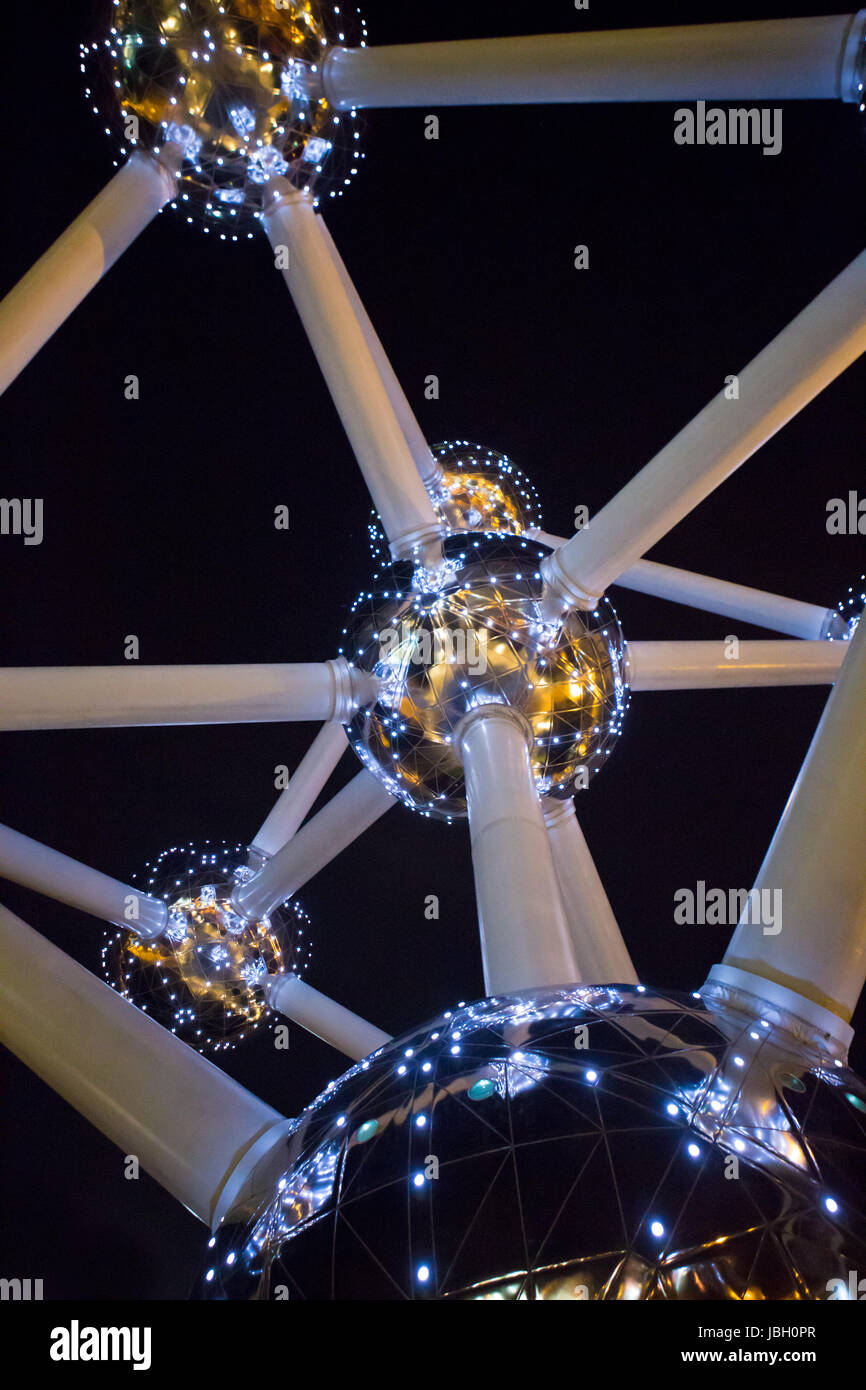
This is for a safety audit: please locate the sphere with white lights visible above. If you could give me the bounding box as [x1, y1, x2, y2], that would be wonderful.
[368, 442, 541, 567]
[341, 533, 628, 819]
[102, 841, 312, 1052]
[83, 0, 366, 235]
[836, 572, 865, 640]
[199, 983, 866, 1299]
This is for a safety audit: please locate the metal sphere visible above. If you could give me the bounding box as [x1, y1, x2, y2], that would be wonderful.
[83, 1, 367, 234]
[368, 442, 541, 567]
[342, 534, 628, 819]
[199, 984, 866, 1300]
[101, 841, 312, 1052]
[836, 572, 865, 640]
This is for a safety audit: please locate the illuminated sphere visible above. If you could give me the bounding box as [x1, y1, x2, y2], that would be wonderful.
[836, 572, 865, 640]
[368, 441, 540, 567]
[102, 841, 312, 1052]
[83, 1, 366, 234]
[199, 984, 866, 1299]
[341, 534, 628, 819]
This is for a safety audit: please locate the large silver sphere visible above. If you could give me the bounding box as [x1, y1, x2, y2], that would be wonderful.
[199, 984, 866, 1300]
[341, 534, 628, 819]
[83, 1, 366, 235]
[102, 841, 312, 1053]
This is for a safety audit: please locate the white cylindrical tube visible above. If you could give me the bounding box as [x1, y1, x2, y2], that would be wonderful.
[0, 659, 376, 731]
[717, 617, 866, 1025]
[264, 182, 443, 559]
[0, 901, 289, 1226]
[626, 639, 846, 690]
[543, 799, 638, 985]
[542, 248, 866, 612]
[317, 216, 442, 488]
[0, 822, 166, 937]
[265, 974, 392, 1060]
[0, 151, 180, 397]
[455, 705, 579, 995]
[322, 15, 865, 108]
[615, 560, 842, 640]
[525, 535, 844, 640]
[525, 528, 569, 551]
[250, 722, 349, 860]
[234, 769, 396, 920]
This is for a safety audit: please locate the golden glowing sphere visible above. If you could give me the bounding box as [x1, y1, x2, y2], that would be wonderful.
[368, 442, 541, 567]
[430, 441, 540, 536]
[343, 535, 628, 819]
[84, 1, 366, 233]
[102, 842, 311, 1052]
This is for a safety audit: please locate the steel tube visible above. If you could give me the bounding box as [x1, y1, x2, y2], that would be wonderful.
[542, 248, 866, 611]
[0, 822, 166, 937]
[626, 639, 846, 690]
[234, 769, 396, 920]
[0, 901, 289, 1226]
[264, 182, 443, 558]
[615, 559, 843, 639]
[543, 799, 638, 985]
[716, 618, 866, 1024]
[250, 722, 349, 860]
[526, 533, 843, 639]
[265, 974, 392, 1060]
[456, 705, 578, 995]
[317, 217, 441, 487]
[0, 151, 179, 396]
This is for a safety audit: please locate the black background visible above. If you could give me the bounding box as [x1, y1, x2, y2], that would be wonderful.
[1, 0, 864, 1298]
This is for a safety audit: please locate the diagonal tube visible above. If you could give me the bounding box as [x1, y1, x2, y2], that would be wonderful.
[613, 559, 845, 640]
[263, 181, 444, 560]
[542, 249, 866, 613]
[543, 798, 638, 985]
[234, 769, 396, 921]
[250, 722, 350, 860]
[264, 975, 392, 1060]
[316, 217, 442, 488]
[0, 150, 180, 396]
[0, 822, 166, 938]
[707, 616, 866, 1034]
[0, 901, 289, 1227]
[527, 533, 845, 640]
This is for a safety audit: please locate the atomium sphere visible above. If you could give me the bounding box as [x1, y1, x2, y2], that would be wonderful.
[836, 572, 865, 640]
[101, 841, 312, 1053]
[341, 533, 628, 819]
[82, 1, 366, 235]
[199, 984, 866, 1300]
[368, 442, 541, 567]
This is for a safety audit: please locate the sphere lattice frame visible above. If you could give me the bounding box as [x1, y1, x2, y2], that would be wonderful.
[367, 441, 542, 569]
[102, 840, 312, 1052]
[837, 573, 865, 639]
[82, 0, 367, 235]
[342, 534, 629, 819]
[200, 985, 866, 1301]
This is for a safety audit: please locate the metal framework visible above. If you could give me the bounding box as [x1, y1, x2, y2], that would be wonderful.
[0, 9, 865, 1272]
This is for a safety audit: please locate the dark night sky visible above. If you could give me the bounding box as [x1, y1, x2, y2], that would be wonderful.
[1, 0, 864, 1298]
